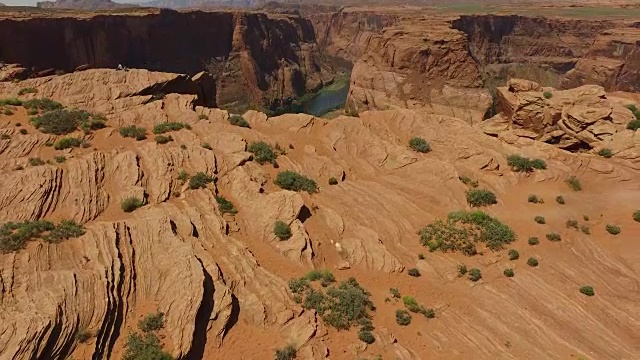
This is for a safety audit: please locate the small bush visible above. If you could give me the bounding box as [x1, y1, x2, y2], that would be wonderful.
[43, 220, 85, 243]
[28, 157, 45, 166]
[358, 330, 375, 344]
[54, 155, 66, 163]
[4, 109, 14, 115]
[54, 137, 83, 150]
[565, 176, 582, 191]
[597, 148, 613, 158]
[177, 170, 189, 183]
[579, 286, 595, 297]
[23, 98, 62, 112]
[628, 119, 640, 131]
[605, 224, 620, 235]
[402, 296, 422, 313]
[121, 197, 144, 213]
[229, 115, 250, 128]
[418, 253, 425, 260]
[328, 177, 338, 185]
[556, 195, 565, 205]
[466, 189, 497, 207]
[633, 210, 640, 222]
[566, 219, 579, 230]
[457, 264, 468, 276]
[543, 91, 553, 99]
[409, 137, 431, 153]
[247, 141, 277, 164]
[138, 312, 164, 333]
[527, 257, 539, 267]
[152, 122, 190, 134]
[305, 269, 335, 287]
[546, 233, 561, 242]
[198, 114, 208, 120]
[216, 196, 238, 215]
[528, 237, 539, 245]
[154, 135, 173, 144]
[18, 87, 38, 96]
[31, 109, 103, 135]
[534, 216, 546, 224]
[580, 225, 590, 235]
[395, 309, 412, 326]
[123, 332, 172, 360]
[423, 308, 436, 318]
[508, 249, 519, 260]
[0, 98, 22, 106]
[275, 345, 297, 360]
[468, 268, 482, 282]
[407, 268, 421, 277]
[188, 172, 214, 189]
[507, 154, 547, 172]
[274, 221, 292, 240]
[503, 268, 514, 277]
[76, 328, 92, 343]
[389, 288, 401, 299]
[274, 171, 318, 193]
[0, 220, 55, 252]
[459, 175, 479, 188]
[119, 125, 147, 140]
[201, 142, 212, 150]
[19, 128, 27, 135]
[528, 194, 542, 203]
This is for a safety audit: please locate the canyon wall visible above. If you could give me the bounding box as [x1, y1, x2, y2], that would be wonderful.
[0, 9, 333, 109]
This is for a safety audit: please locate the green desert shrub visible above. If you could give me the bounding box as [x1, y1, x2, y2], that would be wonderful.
[580, 225, 591, 235]
[54, 136, 83, 150]
[543, 91, 553, 99]
[418, 253, 425, 260]
[28, 157, 45, 166]
[566, 219, 579, 230]
[597, 148, 613, 158]
[198, 114, 208, 120]
[138, 312, 164, 333]
[546, 232, 561, 242]
[466, 189, 497, 207]
[18, 87, 37, 96]
[123, 332, 173, 360]
[0, 220, 55, 253]
[528, 194, 542, 203]
[389, 288, 401, 299]
[154, 135, 173, 144]
[0, 97, 22, 106]
[229, 115, 250, 128]
[409, 137, 431, 153]
[274, 221, 292, 240]
[407, 268, 421, 277]
[503, 268, 515, 277]
[506, 154, 547, 172]
[565, 176, 582, 191]
[419, 211, 515, 256]
[305, 269, 335, 287]
[579, 286, 595, 297]
[274, 171, 318, 193]
[527, 257, 539, 267]
[152, 121, 190, 134]
[247, 141, 277, 164]
[75, 328, 92, 343]
[534, 216, 546, 224]
[188, 172, 214, 189]
[395, 309, 412, 326]
[177, 170, 189, 183]
[556, 195, 565, 205]
[31, 109, 104, 135]
[458, 175, 479, 188]
[468, 268, 482, 282]
[22, 98, 62, 112]
[119, 125, 147, 140]
[457, 264, 468, 276]
[634, 210, 640, 222]
[121, 197, 144, 213]
[605, 224, 621, 235]
[628, 119, 640, 131]
[358, 330, 375, 344]
[4, 108, 14, 115]
[508, 249, 519, 260]
[528, 237, 540, 245]
[216, 196, 238, 215]
[54, 155, 66, 163]
[201, 142, 212, 150]
[275, 345, 297, 360]
[328, 177, 338, 185]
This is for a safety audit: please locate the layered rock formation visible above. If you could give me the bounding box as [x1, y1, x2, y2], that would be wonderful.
[0, 9, 332, 110]
[1, 68, 639, 360]
[480, 78, 640, 165]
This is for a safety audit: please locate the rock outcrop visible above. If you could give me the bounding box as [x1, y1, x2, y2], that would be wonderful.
[1, 69, 639, 359]
[0, 9, 333, 111]
[481, 78, 640, 162]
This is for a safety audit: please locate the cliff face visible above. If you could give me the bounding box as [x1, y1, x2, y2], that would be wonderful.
[0, 9, 332, 109]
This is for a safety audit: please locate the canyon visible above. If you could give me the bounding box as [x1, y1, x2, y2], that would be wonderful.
[0, 3, 639, 360]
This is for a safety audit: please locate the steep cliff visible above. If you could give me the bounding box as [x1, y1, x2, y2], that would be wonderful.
[0, 9, 333, 110]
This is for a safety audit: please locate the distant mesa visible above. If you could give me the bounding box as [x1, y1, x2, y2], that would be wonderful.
[36, 0, 139, 10]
